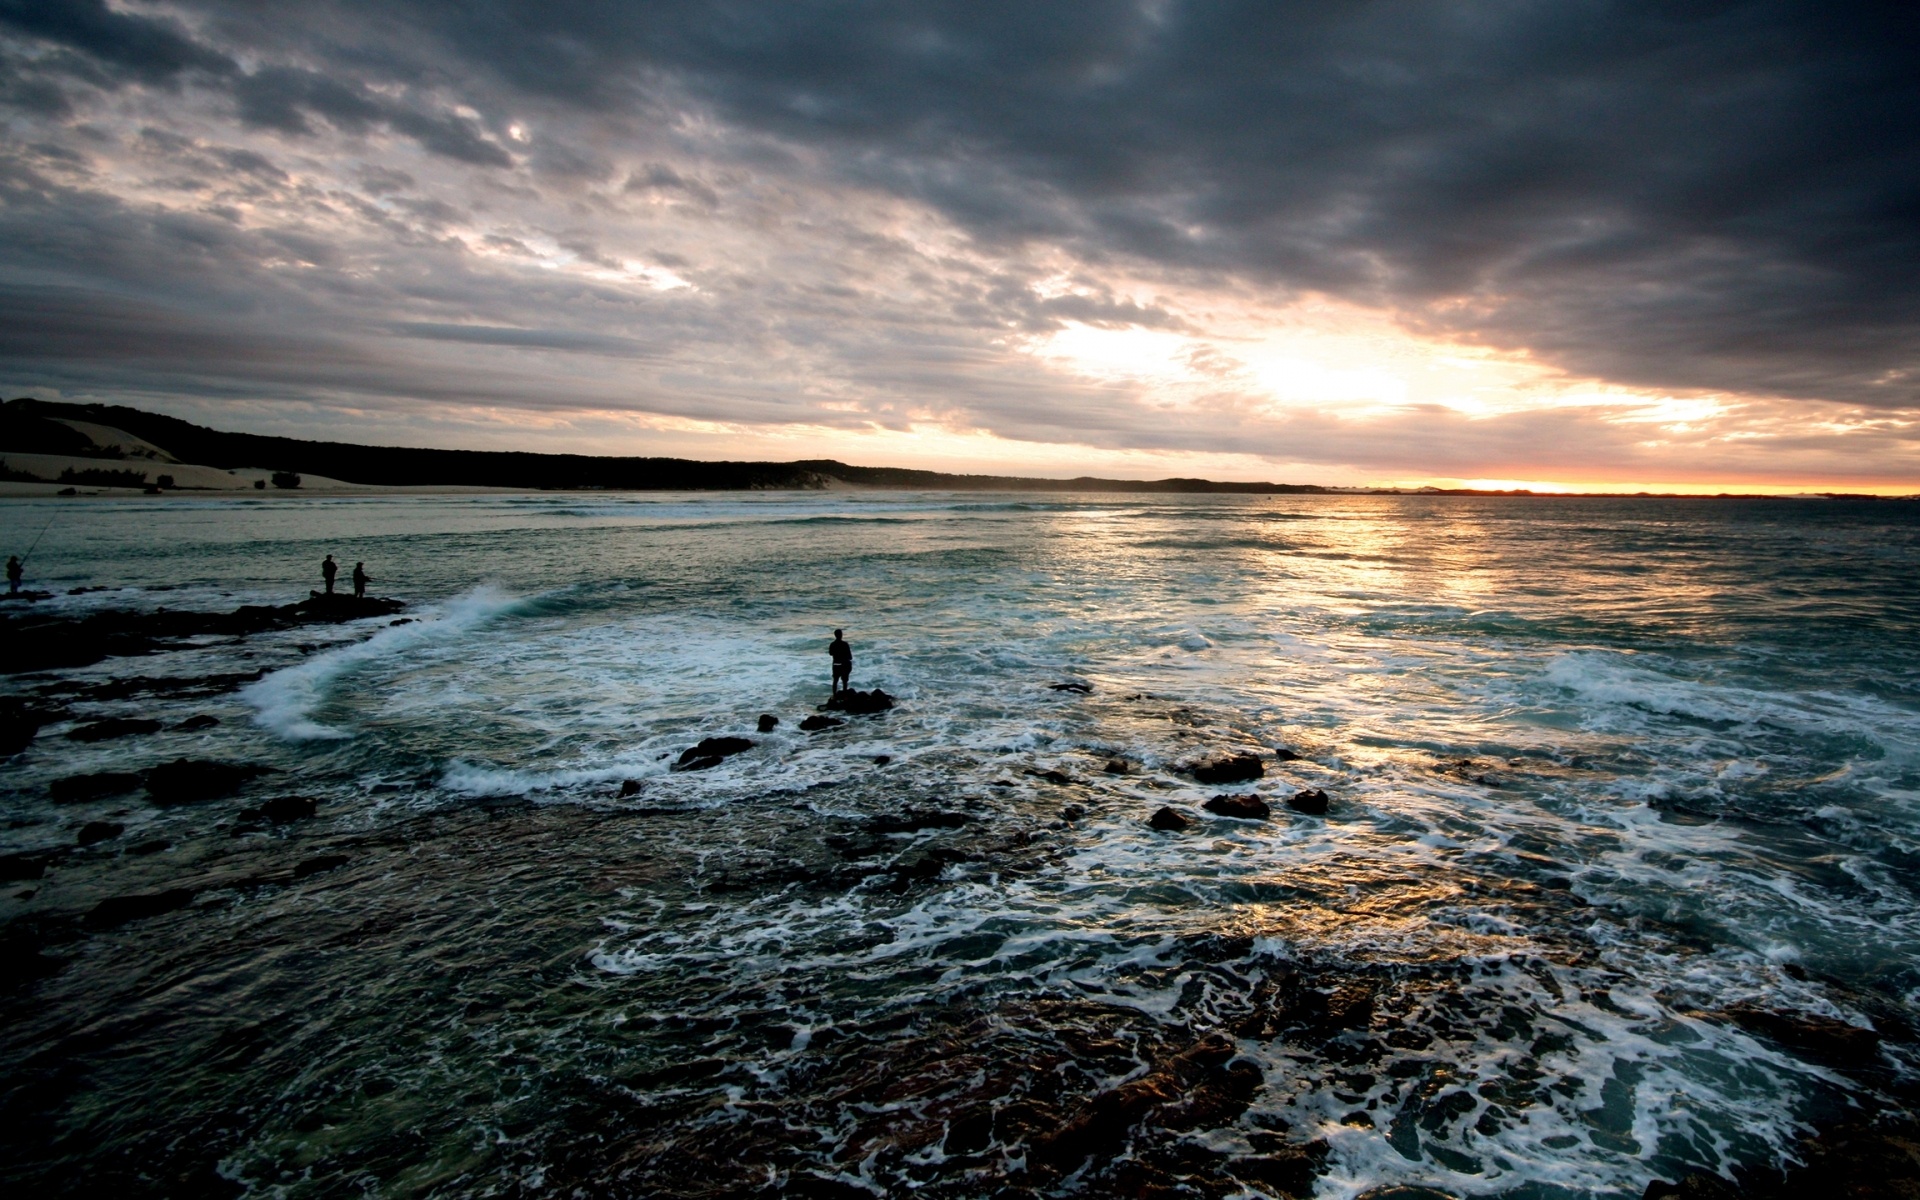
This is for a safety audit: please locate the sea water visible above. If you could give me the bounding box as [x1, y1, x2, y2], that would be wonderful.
[0, 491, 1915, 1197]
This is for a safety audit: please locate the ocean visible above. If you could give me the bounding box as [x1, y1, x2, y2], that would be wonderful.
[1, 490, 1916, 1198]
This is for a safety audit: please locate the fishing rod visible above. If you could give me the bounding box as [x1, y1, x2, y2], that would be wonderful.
[18, 507, 58, 567]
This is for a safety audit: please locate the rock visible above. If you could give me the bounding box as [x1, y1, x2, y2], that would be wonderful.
[1230, 1142, 1330, 1198]
[868, 811, 971, 833]
[757, 714, 779, 732]
[50, 771, 143, 803]
[1717, 1002, 1882, 1067]
[292, 854, 349, 879]
[0, 698, 48, 754]
[1190, 752, 1264, 784]
[1025, 767, 1073, 785]
[672, 736, 753, 771]
[76, 821, 123, 846]
[799, 714, 844, 732]
[1149, 806, 1192, 831]
[143, 759, 274, 805]
[1356, 1188, 1458, 1200]
[238, 795, 317, 823]
[1050, 681, 1093, 694]
[67, 717, 164, 742]
[1641, 1174, 1736, 1200]
[619, 778, 642, 797]
[1273, 746, 1301, 762]
[1288, 788, 1330, 815]
[0, 595, 408, 675]
[0, 852, 54, 881]
[1204, 793, 1271, 819]
[872, 755, 891, 765]
[175, 715, 219, 731]
[1104, 758, 1130, 775]
[821, 688, 894, 714]
[1061, 804, 1086, 821]
[85, 887, 197, 930]
[1031, 1034, 1261, 1170]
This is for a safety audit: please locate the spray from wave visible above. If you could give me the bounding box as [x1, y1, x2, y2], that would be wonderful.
[242, 587, 526, 740]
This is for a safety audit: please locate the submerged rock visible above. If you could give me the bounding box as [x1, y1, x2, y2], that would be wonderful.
[672, 736, 753, 772]
[1204, 793, 1271, 820]
[0, 698, 50, 755]
[1273, 746, 1302, 762]
[175, 714, 220, 731]
[143, 759, 274, 805]
[1030, 1034, 1263, 1170]
[239, 795, 318, 824]
[85, 887, 197, 930]
[799, 714, 844, 732]
[293, 854, 349, 879]
[50, 771, 143, 803]
[76, 820, 123, 846]
[1149, 806, 1192, 832]
[821, 688, 894, 714]
[67, 717, 164, 743]
[756, 714, 779, 733]
[1288, 788, 1330, 815]
[1025, 767, 1073, 786]
[1103, 758, 1130, 775]
[1189, 752, 1264, 784]
[619, 779, 642, 797]
[1050, 681, 1093, 694]
[1715, 1002, 1882, 1067]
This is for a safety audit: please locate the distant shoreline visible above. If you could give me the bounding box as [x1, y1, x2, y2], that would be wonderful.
[4, 397, 1915, 501]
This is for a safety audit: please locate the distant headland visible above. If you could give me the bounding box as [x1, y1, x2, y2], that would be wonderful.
[0, 398, 1910, 500]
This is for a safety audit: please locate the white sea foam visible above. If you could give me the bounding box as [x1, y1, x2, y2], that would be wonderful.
[242, 586, 526, 740]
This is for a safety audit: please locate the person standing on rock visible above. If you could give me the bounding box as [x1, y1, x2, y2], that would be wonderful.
[352, 561, 369, 599]
[829, 628, 853, 694]
[321, 554, 337, 595]
[5, 555, 19, 595]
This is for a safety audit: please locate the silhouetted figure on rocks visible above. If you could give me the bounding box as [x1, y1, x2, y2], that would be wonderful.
[830, 629, 852, 694]
[321, 554, 337, 595]
[352, 562, 368, 599]
[6, 556, 19, 595]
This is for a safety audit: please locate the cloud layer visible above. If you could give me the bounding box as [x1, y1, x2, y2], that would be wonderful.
[1, 1, 1916, 485]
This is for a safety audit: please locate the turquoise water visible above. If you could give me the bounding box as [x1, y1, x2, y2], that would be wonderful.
[1, 492, 1916, 1197]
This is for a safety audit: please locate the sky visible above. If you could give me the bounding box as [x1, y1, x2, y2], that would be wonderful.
[0, 1, 1916, 491]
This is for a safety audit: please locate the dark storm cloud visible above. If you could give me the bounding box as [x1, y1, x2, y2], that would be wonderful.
[311, 0, 1912, 406]
[1, 0, 1917, 478]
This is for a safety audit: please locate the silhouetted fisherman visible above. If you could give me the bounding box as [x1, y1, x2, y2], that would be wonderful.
[352, 561, 368, 599]
[321, 554, 337, 594]
[829, 629, 853, 694]
[6, 555, 20, 595]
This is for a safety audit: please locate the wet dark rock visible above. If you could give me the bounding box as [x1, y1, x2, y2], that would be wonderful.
[619, 779, 642, 797]
[868, 811, 971, 834]
[1642, 1174, 1737, 1200]
[756, 713, 779, 732]
[1729, 1114, 1920, 1200]
[1273, 746, 1302, 761]
[86, 887, 196, 929]
[1189, 752, 1264, 784]
[126, 838, 170, 855]
[175, 715, 219, 731]
[50, 771, 142, 803]
[0, 594, 407, 674]
[1357, 1187, 1458, 1200]
[872, 755, 891, 766]
[67, 717, 164, 743]
[1288, 788, 1331, 815]
[799, 714, 844, 732]
[1030, 1034, 1263, 1170]
[0, 851, 56, 881]
[76, 820, 123, 846]
[1104, 758, 1130, 775]
[1715, 1002, 1882, 1067]
[0, 928, 65, 988]
[672, 737, 753, 771]
[821, 688, 894, 714]
[1025, 767, 1073, 786]
[238, 795, 317, 824]
[144, 759, 274, 805]
[1149, 806, 1191, 832]
[292, 854, 349, 879]
[1229, 1141, 1330, 1197]
[52, 670, 265, 702]
[1061, 804, 1086, 821]
[1049, 681, 1093, 694]
[0, 697, 50, 754]
[1204, 793, 1271, 819]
